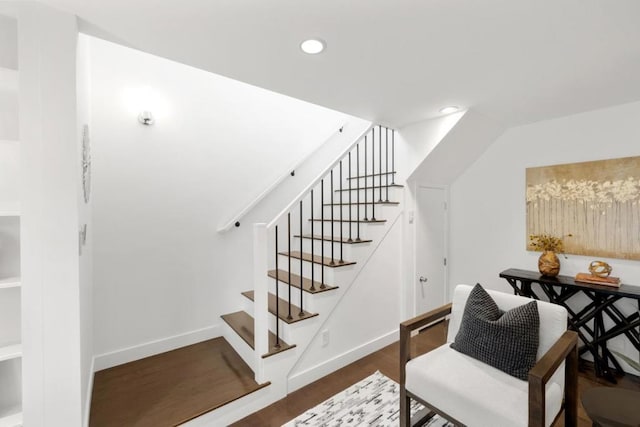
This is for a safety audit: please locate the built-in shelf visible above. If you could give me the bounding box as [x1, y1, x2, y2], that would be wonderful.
[0, 408, 23, 427]
[0, 278, 20, 290]
[0, 344, 22, 362]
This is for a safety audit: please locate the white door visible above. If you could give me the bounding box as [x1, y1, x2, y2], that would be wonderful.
[415, 186, 447, 315]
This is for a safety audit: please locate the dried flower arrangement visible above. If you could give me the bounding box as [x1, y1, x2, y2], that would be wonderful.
[529, 234, 571, 253]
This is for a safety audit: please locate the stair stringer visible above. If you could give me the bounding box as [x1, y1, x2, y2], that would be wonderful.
[182, 210, 404, 427]
[285, 207, 404, 390]
[254, 202, 404, 390]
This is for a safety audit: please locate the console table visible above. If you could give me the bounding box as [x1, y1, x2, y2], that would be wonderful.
[500, 268, 640, 382]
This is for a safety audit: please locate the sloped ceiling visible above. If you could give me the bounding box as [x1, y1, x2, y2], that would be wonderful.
[25, 0, 640, 127]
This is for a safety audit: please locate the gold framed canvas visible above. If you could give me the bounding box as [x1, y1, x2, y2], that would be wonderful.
[526, 156, 640, 260]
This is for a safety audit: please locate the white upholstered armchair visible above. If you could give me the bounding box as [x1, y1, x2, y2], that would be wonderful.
[400, 284, 578, 427]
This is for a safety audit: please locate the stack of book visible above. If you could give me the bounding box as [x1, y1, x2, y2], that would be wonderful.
[575, 272, 621, 287]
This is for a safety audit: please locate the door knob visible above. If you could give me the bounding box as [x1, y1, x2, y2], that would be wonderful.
[419, 276, 428, 283]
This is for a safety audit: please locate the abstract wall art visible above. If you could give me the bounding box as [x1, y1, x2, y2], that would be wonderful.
[526, 156, 640, 260]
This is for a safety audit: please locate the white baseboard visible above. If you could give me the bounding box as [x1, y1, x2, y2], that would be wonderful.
[83, 356, 95, 427]
[181, 381, 283, 427]
[94, 325, 222, 371]
[287, 329, 398, 393]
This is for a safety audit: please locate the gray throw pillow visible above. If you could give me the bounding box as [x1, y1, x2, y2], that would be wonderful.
[450, 283, 540, 380]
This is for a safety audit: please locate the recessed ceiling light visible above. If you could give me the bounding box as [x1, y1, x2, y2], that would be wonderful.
[439, 106, 459, 114]
[300, 39, 325, 55]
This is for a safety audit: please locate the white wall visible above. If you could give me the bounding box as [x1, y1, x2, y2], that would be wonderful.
[397, 111, 505, 318]
[76, 33, 94, 426]
[288, 214, 403, 388]
[0, 14, 18, 70]
[449, 100, 640, 369]
[0, 65, 18, 142]
[89, 36, 366, 362]
[0, 12, 18, 142]
[18, 3, 83, 425]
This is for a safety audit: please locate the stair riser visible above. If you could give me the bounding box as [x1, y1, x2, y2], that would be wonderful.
[296, 239, 369, 260]
[320, 203, 398, 220]
[307, 221, 386, 238]
[272, 260, 342, 283]
[347, 175, 397, 186]
[240, 297, 255, 317]
[331, 186, 402, 201]
[221, 321, 256, 374]
[277, 201, 398, 238]
[265, 311, 320, 344]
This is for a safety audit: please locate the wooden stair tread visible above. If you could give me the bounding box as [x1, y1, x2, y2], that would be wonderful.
[242, 291, 319, 324]
[309, 218, 386, 223]
[323, 201, 399, 206]
[335, 184, 403, 191]
[221, 311, 295, 358]
[347, 171, 397, 179]
[268, 269, 338, 294]
[278, 251, 356, 267]
[294, 234, 372, 244]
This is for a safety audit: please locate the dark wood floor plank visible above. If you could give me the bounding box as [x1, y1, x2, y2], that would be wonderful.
[241, 290, 318, 324]
[232, 322, 640, 427]
[221, 311, 257, 349]
[322, 201, 400, 206]
[294, 234, 373, 244]
[90, 323, 640, 427]
[334, 183, 404, 192]
[221, 311, 295, 357]
[309, 218, 386, 223]
[268, 269, 338, 294]
[278, 251, 356, 267]
[89, 337, 269, 427]
[346, 171, 396, 180]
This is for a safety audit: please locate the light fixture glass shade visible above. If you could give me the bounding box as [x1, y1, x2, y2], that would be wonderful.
[138, 111, 154, 125]
[439, 106, 459, 114]
[300, 39, 325, 54]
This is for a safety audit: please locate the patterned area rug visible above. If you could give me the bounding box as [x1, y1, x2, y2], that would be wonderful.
[283, 371, 453, 427]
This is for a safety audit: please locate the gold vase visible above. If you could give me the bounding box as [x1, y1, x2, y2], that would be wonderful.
[538, 251, 560, 277]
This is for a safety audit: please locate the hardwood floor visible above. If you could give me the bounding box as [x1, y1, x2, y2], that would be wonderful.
[89, 337, 268, 427]
[233, 321, 640, 427]
[88, 325, 639, 426]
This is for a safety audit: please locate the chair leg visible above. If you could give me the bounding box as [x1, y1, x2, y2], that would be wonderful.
[400, 385, 411, 427]
[564, 342, 579, 427]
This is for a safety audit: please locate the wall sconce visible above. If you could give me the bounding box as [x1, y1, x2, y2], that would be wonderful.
[138, 111, 154, 126]
[123, 87, 167, 125]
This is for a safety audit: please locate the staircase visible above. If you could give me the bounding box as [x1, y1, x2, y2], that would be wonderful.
[219, 124, 402, 409]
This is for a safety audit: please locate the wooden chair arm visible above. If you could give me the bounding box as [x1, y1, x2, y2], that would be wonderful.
[400, 303, 452, 388]
[528, 330, 579, 427]
[400, 303, 452, 333]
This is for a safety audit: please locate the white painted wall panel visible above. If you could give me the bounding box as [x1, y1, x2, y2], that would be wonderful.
[89, 36, 366, 358]
[449, 100, 640, 371]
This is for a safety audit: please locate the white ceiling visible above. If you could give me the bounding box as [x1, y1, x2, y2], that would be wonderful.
[28, 0, 640, 127]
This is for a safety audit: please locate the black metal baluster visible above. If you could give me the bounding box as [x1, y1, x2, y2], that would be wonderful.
[274, 226, 280, 348]
[392, 129, 395, 184]
[385, 127, 389, 202]
[320, 179, 326, 289]
[330, 169, 335, 265]
[287, 213, 293, 320]
[364, 135, 368, 221]
[378, 126, 383, 202]
[310, 190, 316, 291]
[299, 200, 304, 316]
[356, 143, 361, 241]
[371, 128, 376, 221]
[339, 160, 344, 263]
[348, 152, 353, 242]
